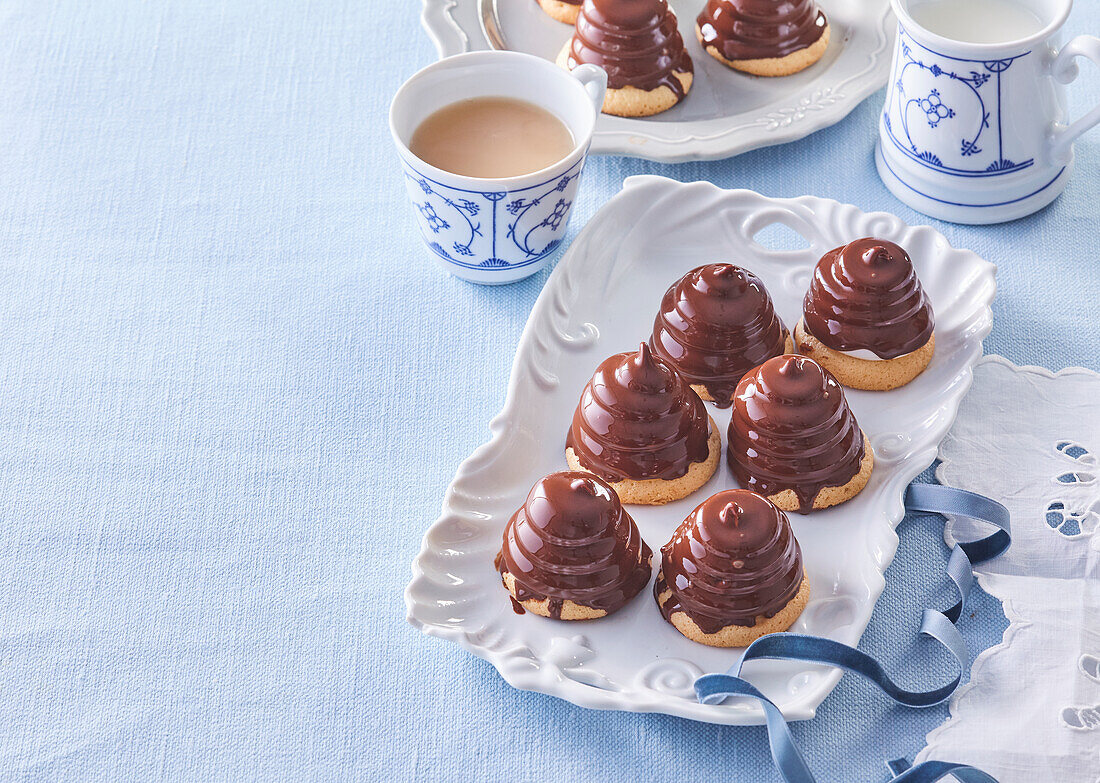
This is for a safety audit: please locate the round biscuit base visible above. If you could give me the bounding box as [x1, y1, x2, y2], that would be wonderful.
[556, 43, 693, 117]
[500, 554, 652, 620]
[657, 574, 811, 647]
[565, 415, 721, 505]
[794, 319, 935, 391]
[537, 0, 580, 24]
[765, 431, 874, 513]
[689, 333, 794, 404]
[697, 23, 830, 77]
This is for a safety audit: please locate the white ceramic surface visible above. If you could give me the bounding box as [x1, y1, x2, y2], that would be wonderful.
[876, 0, 1100, 224]
[405, 176, 997, 725]
[390, 50, 606, 284]
[421, 0, 896, 163]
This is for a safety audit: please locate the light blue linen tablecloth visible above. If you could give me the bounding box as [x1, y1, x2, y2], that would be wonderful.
[0, 1, 1097, 780]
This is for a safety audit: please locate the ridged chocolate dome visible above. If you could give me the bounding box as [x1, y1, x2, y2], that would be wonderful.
[650, 263, 788, 408]
[726, 355, 864, 513]
[802, 238, 934, 359]
[697, 0, 826, 61]
[567, 343, 710, 481]
[496, 471, 652, 618]
[655, 489, 803, 632]
[564, 0, 693, 96]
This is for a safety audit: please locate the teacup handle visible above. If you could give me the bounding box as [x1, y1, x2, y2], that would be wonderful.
[570, 64, 608, 113]
[1048, 35, 1100, 166]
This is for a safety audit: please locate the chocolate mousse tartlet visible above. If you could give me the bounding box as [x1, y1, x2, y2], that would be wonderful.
[655, 489, 809, 647]
[696, 0, 830, 77]
[795, 238, 936, 391]
[566, 343, 720, 505]
[496, 471, 652, 620]
[536, 0, 582, 24]
[727, 355, 873, 513]
[558, 0, 694, 117]
[650, 263, 792, 409]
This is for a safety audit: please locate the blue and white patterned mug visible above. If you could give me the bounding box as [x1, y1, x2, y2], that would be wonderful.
[389, 51, 606, 285]
[876, 0, 1100, 224]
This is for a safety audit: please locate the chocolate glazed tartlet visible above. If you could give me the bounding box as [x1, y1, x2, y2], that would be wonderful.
[650, 263, 792, 409]
[796, 238, 936, 391]
[727, 355, 873, 513]
[655, 489, 809, 647]
[496, 472, 653, 620]
[696, 0, 830, 77]
[557, 0, 694, 117]
[566, 343, 720, 505]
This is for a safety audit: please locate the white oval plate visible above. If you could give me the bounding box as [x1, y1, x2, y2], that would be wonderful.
[420, 0, 896, 162]
[405, 176, 996, 724]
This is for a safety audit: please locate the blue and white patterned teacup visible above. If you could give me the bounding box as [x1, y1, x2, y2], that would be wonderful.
[876, 0, 1100, 224]
[390, 51, 606, 285]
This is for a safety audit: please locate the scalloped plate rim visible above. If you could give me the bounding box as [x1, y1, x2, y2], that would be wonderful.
[417, 0, 896, 162]
[405, 175, 996, 724]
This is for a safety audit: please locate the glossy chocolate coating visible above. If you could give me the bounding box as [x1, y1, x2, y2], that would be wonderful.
[655, 489, 803, 633]
[802, 238, 935, 359]
[564, 0, 693, 97]
[567, 343, 711, 482]
[650, 263, 788, 409]
[726, 355, 864, 514]
[697, 0, 826, 62]
[496, 471, 652, 618]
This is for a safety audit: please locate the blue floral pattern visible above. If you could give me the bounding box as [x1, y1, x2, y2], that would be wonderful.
[400, 156, 585, 271]
[882, 26, 1034, 178]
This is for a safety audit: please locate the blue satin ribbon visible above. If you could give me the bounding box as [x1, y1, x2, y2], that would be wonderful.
[694, 483, 1011, 783]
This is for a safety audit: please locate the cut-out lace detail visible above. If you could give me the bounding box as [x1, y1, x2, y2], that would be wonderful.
[1060, 655, 1100, 731]
[1045, 442, 1099, 539]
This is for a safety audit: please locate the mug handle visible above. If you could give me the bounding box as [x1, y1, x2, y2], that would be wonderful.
[570, 64, 608, 114]
[1048, 35, 1100, 165]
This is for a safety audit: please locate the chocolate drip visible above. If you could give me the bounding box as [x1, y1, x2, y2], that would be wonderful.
[697, 0, 826, 62]
[655, 489, 803, 633]
[496, 472, 652, 618]
[726, 355, 864, 514]
[567, 342, 710, 482]
[802, 238, 934, 359]
[565, 0, 693, 97]
[650, 264, 788, 409]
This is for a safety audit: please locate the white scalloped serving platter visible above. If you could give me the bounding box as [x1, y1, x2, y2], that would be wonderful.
[406, 176, 996, 724]
[420, 0, 895, 162]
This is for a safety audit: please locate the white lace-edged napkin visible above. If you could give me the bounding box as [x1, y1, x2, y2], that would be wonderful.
[917, 356, 1100, 781]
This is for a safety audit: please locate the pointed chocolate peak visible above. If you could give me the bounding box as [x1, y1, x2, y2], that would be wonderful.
[622, 341, 672, 393]
[777, 355, 806, 377]
[761, 355, 833, 405]
[861, 242, 892, 266]
[840, 237, 912, 287]
[717, 501, 744, 527]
